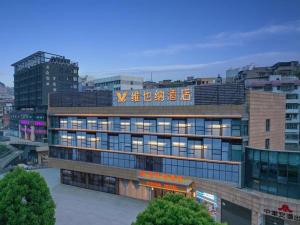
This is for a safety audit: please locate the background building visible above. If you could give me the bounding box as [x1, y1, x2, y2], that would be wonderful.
[230, 61, 300, 84]
[78, 75, 96, 92]
[0, 81, 14, 129]
[10, 51, 79, 142]
[13, 51, 79, 111]
[88, 75, 143, 91]
[227, 61, 300, 151]
[143, 75, 222, 89]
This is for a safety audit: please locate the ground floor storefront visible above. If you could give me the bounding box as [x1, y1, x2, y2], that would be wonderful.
[52, 159, 300, 225]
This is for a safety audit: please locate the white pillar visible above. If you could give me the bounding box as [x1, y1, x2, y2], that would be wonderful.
[18, 123, 21, 138]
[30, 125, 35, 142]
[24, 125, 28, 140]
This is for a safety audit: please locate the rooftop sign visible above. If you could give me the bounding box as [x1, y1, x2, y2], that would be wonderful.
[113, 87, 194, 106]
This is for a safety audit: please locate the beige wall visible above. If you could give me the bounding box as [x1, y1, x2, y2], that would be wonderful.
[247, 91, 285, 150]
[119, 179, 150, 201]
[194, 179, 300, 225]
[49, 158, 300, 225]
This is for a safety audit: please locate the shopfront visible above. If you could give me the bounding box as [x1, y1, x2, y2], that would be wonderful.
[196, 190, 219, 220]
[138, 171, 193, 199]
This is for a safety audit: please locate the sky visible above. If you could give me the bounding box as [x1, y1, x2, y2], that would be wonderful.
[0, 0, 300, 87]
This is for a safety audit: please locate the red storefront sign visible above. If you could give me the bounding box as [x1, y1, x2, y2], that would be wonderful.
[278, 204, 293, 213]
[263, 204, 300, 222]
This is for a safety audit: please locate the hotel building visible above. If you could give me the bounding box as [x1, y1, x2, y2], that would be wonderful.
[48, 84, 300, 225]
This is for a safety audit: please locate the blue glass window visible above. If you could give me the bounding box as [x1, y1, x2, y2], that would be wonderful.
[222, 119, 231, 136]
[120, 119, 130, 132]
[76, 131, 86, 147]
[172, 120, 186, 134]
[144, 119, 157, 133]
[172, 137, 187, 157]
[132, 136, 143, 153]
[157, 118, 172, 133]
[231, 119, 241, 136]
[205, 120, 221, 136]
[98, 118, 108, 131]
[119, 134, 131, 152]
[96, 133, 108, 149]
[87, 117, 97, 130]
[187, 140, 203, 158]
[86, 133, 96, 148]
[109, 135, 119, 150]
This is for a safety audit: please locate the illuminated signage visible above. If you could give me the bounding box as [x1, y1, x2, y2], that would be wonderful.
[34, 121, 46, 126]
[196, 190, 218, 219]
[263, 204, 300, 222]
[20, 120, 30, 125]
[113, 87, 194, 106]
[196, 191, 218, 207]
[20, 120, 46, 126]
[140, 180, 186, 192]
[138, 171, 190, 184]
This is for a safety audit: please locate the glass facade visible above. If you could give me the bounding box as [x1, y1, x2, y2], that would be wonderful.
[61, 169, 117, 194]
[49, 116, 243, 186]
[245, 147, 300, 199]
[51, 147, 240, 184]
[51, 116, 242, 137]
[50, 116, 243, 161]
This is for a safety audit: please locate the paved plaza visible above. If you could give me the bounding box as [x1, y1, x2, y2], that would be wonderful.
[2, 168, 148, 225]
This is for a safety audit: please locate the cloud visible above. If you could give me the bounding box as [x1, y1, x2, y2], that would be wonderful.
[129, 20, 300, 57]
[84, 51, 300, 79]
[131, 41, 238, 56]
[213, 19, 300, 40]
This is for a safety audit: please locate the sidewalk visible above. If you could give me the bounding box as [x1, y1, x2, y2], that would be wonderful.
[37, 168, 148, 225]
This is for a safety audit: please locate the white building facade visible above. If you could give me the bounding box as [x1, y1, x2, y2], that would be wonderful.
[90, 75, 143, 91]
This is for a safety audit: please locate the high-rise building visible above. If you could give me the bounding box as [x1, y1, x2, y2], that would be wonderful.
[10, 51, 79, 142]
[47, 84, 300, 225]
[12, 51, 79, 111]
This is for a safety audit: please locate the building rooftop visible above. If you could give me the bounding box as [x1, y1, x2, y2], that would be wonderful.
[92, 75, 144, 83]
[12, 51, 78, 73]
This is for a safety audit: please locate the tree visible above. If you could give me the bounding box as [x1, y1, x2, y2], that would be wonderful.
[0, 167, 55, 225]
[132, 193, 223, 225]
